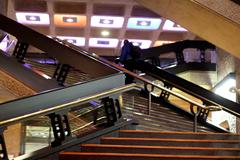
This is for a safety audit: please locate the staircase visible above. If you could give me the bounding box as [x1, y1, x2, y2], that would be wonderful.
[59, 129, 240, 160]
[121, 91, 220, 132]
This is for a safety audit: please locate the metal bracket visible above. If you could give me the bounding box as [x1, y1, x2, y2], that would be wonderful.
[48, 112, 71, 147]
[0, 128, 8, 160]
[102, 97, 118, 126]
[200, 49, 206, 63]
[151, 57, 161, 67]
[13, 41, 29, 62]
[160, 83, 173, 100]
[175, 50, 185, 65]
[53, 63, 71, 86]
[115, 99, 122, 119]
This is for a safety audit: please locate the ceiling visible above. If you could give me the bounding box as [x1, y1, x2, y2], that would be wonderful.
[7, 0, 194, 57]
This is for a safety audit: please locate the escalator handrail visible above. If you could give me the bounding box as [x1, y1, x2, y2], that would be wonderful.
[0, 83, 137, 127]
[140, 40, 216, 59]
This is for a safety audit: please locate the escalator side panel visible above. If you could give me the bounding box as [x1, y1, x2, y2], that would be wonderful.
[0, 73, 125, 126]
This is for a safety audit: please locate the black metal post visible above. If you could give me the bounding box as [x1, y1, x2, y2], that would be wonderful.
[13, 41, 29, 62]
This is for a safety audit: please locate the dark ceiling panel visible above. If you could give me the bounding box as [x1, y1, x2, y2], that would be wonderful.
[131, 6, 161, 18]
[55, 27, 85, 37]
[54, 2, 86, 14]
[14, 0, 47, 12]
[93, 4, 125, 16]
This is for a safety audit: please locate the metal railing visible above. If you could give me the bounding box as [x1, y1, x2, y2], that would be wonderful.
[56, 38, 223, 132]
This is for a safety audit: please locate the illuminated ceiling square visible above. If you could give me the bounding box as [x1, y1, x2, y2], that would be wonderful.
[89, 38, 118, 48]
[163, 20, 187, 32]
[91, 16, 124, 28]
[54, 14, 86, 27]
[16, 12, 50, 25]
[127, 17, 162, 30]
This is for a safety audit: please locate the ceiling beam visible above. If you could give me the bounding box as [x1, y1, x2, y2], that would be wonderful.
[136, 0, 240, 58]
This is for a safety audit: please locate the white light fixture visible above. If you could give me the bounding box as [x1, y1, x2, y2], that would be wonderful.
[163, 20, 187, 32]
[16, 12, 50, 25]
[127, 17, 162, 30]
[89, 38, 118, 48]
[91, 16, 124, 28]
[101, 30, 110, 37]
[56, 36, 85, 46]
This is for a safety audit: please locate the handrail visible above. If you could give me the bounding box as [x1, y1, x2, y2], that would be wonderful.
[56, 38, 222, 112]
[140, 40, 215, 59]
[0, 83, 137, 127]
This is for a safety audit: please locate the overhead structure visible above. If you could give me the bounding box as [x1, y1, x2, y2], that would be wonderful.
[136, 0, 240, 58]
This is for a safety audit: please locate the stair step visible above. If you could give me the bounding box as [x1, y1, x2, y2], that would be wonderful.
[100, 137, 240, 148]
[119, 130, 240, 140]
[81, 144, 240, 156]
[59, 152, 240, 160]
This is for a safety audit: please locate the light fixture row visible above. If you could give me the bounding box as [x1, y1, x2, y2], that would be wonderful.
[55, 36, 174, 49]
[16, 12, 187, 31]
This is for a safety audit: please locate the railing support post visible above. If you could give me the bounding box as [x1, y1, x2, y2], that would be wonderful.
[102, 97, 118, 126]
[47, 112, 71, 147]
[13, 41, 29, 62]
[53, 63, 71, 86]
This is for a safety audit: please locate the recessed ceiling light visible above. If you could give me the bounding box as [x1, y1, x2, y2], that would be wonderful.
[101, 30, 110, 37]
[127, 17, 161, 30]
[139, 21, 149, 26]
[54, 14, 86, 27]
[101, 19, 112, 24]
[28, 16, 38, 21]
[163, 20, 187, 32]
[16, 12, 50, 25]
[57, 36, 85, 46]
[91, 16, 124, 28]
[65, 18, 74, 23]
[89, 38, 118, 48]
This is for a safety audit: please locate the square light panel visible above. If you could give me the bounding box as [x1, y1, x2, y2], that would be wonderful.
[57, 36, 85, 46]
[91, 16, 124, 28]
[154, 40, 175, 47]
[16, 12, 50, 25]
[126, 39, 152, 49]
[163, 20, 187, 32]
[54, 14, 86, 27]
[127, 17, 162, 30]
[89, 38, 118, 48]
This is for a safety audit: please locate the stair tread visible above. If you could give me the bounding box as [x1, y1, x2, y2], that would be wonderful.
[119, 130, 238, 136]
[101, 137, 240, 143]
[59, 152, 240, 159]
[82, 144, 240, 151]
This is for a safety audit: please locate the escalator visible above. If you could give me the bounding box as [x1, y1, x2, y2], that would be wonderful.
[138, 40, 216, 74]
